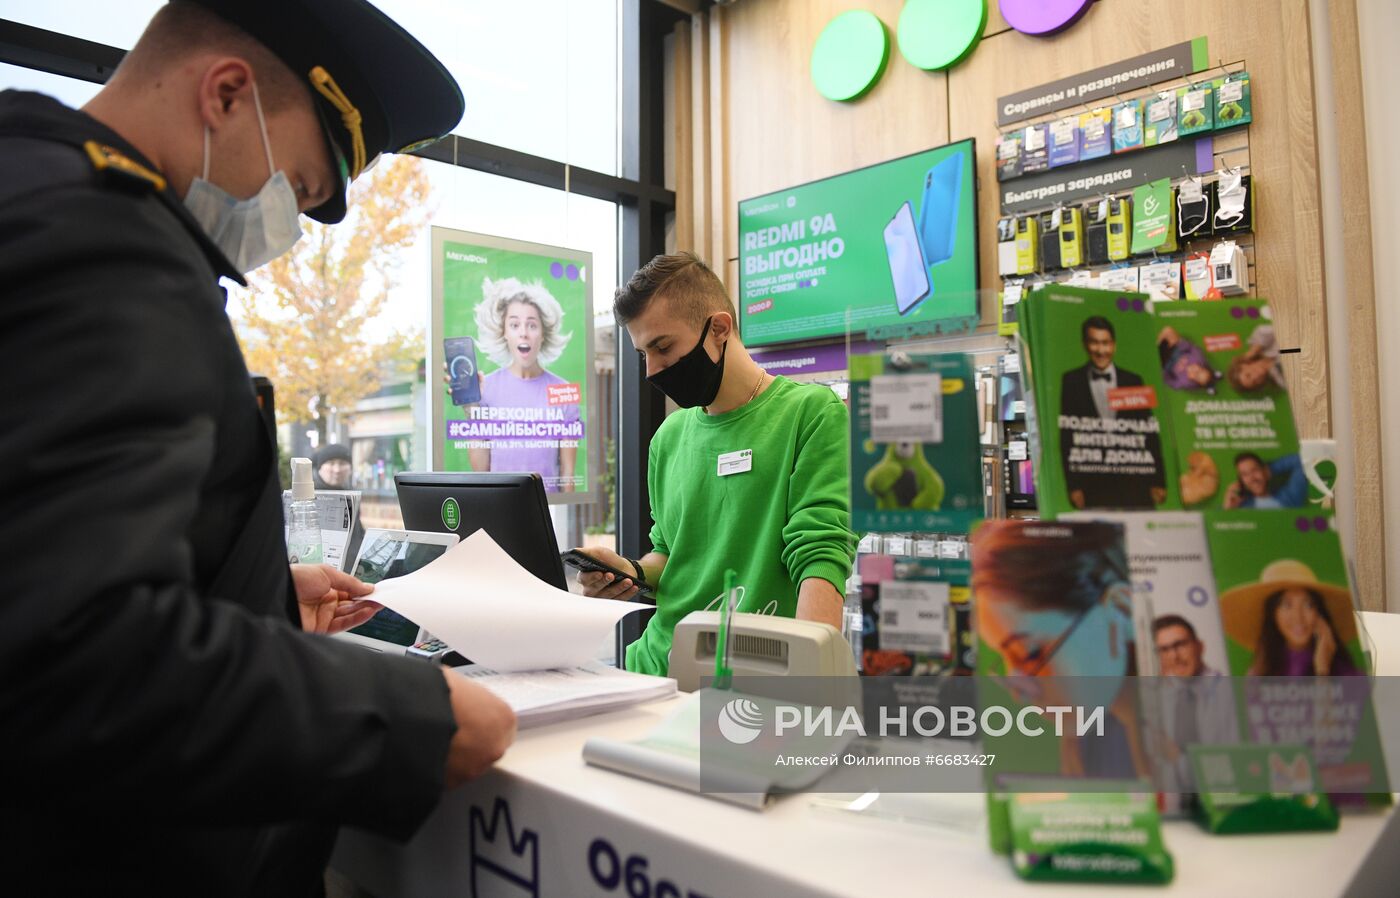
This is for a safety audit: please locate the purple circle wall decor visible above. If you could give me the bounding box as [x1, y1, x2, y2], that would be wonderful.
[999, 0, 1095, 37]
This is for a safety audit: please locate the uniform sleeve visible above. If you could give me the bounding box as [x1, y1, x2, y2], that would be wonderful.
[646, 435, 670, 556]
[0, 183, 453, 838]
[781, 392, 856, 593]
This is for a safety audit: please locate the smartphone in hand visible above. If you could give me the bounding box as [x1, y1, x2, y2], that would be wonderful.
[560, 549, 654, 599]
[445, 336, 481, 406]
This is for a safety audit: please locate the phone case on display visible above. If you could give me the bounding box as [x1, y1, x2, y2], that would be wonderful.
[1038, 211, 1062, 271]
[1085, 202, 1110, 266]
[1177, 179, 1212, 241]
[1058, 206, 1084, 269]
[1014, 215, 1040, 275]
[1210, 174, 1253, 234]
[1106, 198, 1132, 261]
[997, 129, 1025, 182]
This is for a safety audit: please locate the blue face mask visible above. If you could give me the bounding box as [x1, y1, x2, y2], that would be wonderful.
[183, 82, 303, 273]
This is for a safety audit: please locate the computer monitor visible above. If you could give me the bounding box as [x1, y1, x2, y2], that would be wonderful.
[395, 472, 567, 589]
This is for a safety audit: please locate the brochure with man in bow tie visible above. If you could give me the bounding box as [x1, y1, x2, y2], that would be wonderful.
[1018, 286, 1178, 516]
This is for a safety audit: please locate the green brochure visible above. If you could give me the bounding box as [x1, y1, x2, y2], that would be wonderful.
[1019, 286, 1179, 516]
[1190, 744, 1338, 834]
[1155, 300, 1302, 511]
[849, 352, 983, 534]
[1205, 510, 1391, 805]
[1002, 781, 1174, 884]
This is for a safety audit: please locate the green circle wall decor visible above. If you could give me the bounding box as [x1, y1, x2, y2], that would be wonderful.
[897, 0, 987, 71]
[810, 10, 890, 102]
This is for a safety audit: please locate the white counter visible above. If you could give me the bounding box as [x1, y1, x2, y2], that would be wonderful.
[332, 685, 1399, 898]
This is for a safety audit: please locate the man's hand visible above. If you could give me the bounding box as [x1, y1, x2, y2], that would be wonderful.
[291, 564, 381, 635]
[1223, 481, 1244, 509]
[572, 546, 641, 601]
[1150, 486, 1167, 506]
[1313, 616, 1336, 675]
[1070, 489, 1086, 509]
[441, 668, 517, 787]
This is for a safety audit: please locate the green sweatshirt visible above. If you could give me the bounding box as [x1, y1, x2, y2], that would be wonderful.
[625, 376, 856, 676]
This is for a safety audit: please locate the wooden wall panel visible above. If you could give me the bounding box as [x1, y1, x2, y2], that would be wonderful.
[717, 0, 951, 266]
[674, 0, 1383, 602]
[947, 0, 1330, 438]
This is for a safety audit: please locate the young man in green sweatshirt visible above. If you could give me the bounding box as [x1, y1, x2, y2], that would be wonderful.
[576, 252, 855, 676]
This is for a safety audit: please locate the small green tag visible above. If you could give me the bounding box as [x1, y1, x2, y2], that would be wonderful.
[848, 353, 885, 382]
[441, 496, 461, 531]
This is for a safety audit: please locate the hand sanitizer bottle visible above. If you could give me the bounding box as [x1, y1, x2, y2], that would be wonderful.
[286, 457, 322, 565]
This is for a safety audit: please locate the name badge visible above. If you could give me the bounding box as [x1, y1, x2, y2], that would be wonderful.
[717, 449, 753, 477]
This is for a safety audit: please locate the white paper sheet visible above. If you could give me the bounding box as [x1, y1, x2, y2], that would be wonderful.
[368, 529, 643, 671]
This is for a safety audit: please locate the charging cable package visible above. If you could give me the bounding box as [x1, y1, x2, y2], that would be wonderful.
[1182, 252, 1214, 299]
[1177, 176, 1212, 240]
[1212, 171, 1253, 233]
[1210, 240, 1250, 296]
[1049, 115, 1082, 168]
[997, 217, 1018, 276]
[1023, 122, 1050, 173]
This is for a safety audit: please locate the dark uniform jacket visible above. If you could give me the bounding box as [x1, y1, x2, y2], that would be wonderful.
[0, 91, 455, 896]
[1058, 361, 1166, 509]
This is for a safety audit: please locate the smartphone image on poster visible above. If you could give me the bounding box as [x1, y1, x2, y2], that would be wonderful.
[444, 336, 481, 406]
[885, 200, 931, 316]
[918, 151, 965, 267]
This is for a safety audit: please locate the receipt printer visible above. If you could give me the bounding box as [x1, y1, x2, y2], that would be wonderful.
[668, 611, 857, 693]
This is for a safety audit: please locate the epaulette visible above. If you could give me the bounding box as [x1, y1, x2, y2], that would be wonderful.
[83, 140, 167, 193]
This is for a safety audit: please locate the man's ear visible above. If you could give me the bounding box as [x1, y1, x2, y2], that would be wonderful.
[708, 311, 735, 343]
[196, 57, 254, 131]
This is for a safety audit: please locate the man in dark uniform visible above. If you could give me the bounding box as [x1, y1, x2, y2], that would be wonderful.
[0, 2, 515, 894]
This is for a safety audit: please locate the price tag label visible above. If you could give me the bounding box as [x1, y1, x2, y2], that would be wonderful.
[1116, 105, 1138, 129]
[1148, 96, 1173, 122]
[1002, 353, 1020, 374]
[871, 374, 943, 443]
[1052, 118, 1074, 146]
[879, 581, 951, 654]
[914, 539, 940, 558]
[1012, 399, 1026, 417]
[1183, 88, 1208, 111]
[938, 540, 964, 560]
[858, 533, 881, 554]
[998, 133, 1020, 159]
[883, 536, 912, 556]
[1009, 440, 1028, 461]
[1181, 177, 1204, 202]
[1024, 125, 1046, 151]
[1220, 80, 1244, 103]
[1084, 114, 1106, 139]
[1003, 281, 1024, 307]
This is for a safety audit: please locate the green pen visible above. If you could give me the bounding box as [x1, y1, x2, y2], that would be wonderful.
[714, 568, 737, 690]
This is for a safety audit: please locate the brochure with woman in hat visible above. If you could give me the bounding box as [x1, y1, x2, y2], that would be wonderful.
[1207, 511, 1389, 802]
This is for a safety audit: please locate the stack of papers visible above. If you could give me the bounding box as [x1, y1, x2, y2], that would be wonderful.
[368, 529, 644, 671]
[455, 661, 676, 729]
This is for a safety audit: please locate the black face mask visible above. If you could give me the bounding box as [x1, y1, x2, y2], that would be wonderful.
[647, 316, 727, 409]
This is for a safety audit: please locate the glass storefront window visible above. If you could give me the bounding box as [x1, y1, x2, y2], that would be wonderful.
[374, 0, 619, 175]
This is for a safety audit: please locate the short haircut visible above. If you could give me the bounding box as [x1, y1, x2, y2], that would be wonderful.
[1234, 451, 1266, 471]
[614, 252, 738, 328]
[1082, 316, 1115, 343]
[1152, 614, 1198, 640]
[117, 1, 303, 113]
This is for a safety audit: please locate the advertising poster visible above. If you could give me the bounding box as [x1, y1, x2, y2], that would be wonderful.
[1204, 510, 1390, 802]
[431, 228, 593, 502]
[848, 352, 983, 535]
[737, 140, 978, 346]
[1154, 300, 1302, 511]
